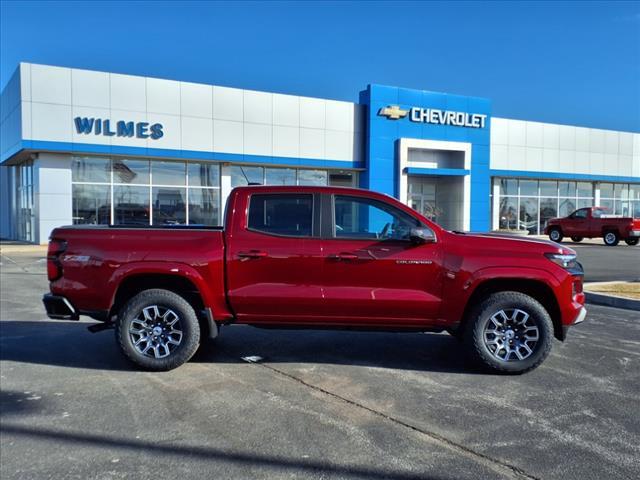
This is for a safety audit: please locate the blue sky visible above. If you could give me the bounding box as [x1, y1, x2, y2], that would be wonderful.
[1, 1, 638, 131]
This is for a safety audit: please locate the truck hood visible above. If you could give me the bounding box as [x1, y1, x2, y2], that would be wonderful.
[449, 231, 575, 256]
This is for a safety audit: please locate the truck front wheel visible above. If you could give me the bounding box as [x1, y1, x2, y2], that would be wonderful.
[464, 292, 554, 374]
[116, 289, 201, 371]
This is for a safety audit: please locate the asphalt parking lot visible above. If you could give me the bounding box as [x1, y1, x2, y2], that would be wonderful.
[554, 239, 640, 282]
[1, 246, 639, 480]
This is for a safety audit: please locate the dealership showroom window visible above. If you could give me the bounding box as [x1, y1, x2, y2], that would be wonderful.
[71, 156, 356, 226]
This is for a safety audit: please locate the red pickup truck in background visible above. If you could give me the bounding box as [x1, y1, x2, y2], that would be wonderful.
[544, 207, 640, 246]
[43, 186, 586, 374]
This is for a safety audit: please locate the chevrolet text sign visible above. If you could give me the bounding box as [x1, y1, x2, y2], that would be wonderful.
[379, 105, 487, 128]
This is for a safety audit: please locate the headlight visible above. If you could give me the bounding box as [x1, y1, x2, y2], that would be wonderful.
[544, 253, 578, 269]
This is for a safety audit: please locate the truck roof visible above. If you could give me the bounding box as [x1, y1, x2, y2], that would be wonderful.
[230, 185, 392, 198]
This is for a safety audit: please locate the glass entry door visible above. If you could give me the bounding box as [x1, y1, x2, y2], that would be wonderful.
[407, 175, 465, 231]
[15, 160, 35, 242]
[408, 179, 437, 221]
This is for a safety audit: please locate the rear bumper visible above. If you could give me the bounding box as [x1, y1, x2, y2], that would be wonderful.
[628, 230, 640, 237]
[42, 294, 79, 320]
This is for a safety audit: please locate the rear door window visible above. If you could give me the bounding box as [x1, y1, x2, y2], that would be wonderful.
[248, 194, 313, 237]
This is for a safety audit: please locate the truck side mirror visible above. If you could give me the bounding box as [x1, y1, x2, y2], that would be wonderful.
[410, 227, 436, 244]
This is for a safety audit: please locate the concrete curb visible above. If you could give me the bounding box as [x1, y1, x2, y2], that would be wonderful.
[584, 282, 640, 311]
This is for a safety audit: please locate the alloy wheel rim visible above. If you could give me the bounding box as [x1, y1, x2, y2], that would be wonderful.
[605, 233, 615, 244]
[483, 309, 539, 362]
[550, 231, 560, 241]
[129, 305, 183, 359]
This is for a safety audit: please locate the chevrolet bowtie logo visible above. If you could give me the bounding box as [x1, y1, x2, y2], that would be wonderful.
[378, 105, 409, 120]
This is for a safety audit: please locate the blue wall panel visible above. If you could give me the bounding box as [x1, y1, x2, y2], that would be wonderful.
[363, 84, 493, 231]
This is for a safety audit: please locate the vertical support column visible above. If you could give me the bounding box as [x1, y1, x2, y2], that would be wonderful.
[220, 163, 233, 225]
[463, 174, 471, 231]
[594, 183, 601, 207]
[34, 153, 72, 244]
[492, 179, 501, 231]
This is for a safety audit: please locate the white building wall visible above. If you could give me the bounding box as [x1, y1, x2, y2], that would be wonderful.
[14, 63, 364, 164]
[490, 117, 640, 179]
[33, 153, 72, 244]
[0, 64, 25, 159]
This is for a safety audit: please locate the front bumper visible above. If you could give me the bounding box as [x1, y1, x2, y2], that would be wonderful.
[42, 294, 79, 320]
[561, 305, 586, 340]
[572, 305, 587, 325]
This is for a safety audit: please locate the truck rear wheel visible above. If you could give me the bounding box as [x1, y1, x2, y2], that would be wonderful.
[116, 289, 201, 371]
[624, 238, 638, 246]
[603, 231, 619, 246]
[464, 292, 554, 374]
[548, 228, 563, 243]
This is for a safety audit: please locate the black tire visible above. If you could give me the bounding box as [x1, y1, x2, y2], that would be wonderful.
[116, 289, 201, 371]
[571, 237, 583, 242]
[463, 291, 554, 375]
[548, 228, 563, 243]
[603, 231, 619, 246]
[624, 238, 639, 246]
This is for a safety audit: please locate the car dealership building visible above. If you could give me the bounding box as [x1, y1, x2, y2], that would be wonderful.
[1, 63, 639, 244]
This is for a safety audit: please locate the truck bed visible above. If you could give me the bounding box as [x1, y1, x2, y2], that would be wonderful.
[48, 225, 231, 320]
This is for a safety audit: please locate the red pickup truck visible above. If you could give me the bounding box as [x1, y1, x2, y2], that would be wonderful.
[544, 207, 640, 246]
[43, 186, 586, 374]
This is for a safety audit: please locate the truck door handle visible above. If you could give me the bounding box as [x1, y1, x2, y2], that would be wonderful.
[238, 250, 268, 259]
[328, 252, 359, 261]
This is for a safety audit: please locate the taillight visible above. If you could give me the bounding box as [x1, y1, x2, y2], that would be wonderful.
[47, 239, 67, 281]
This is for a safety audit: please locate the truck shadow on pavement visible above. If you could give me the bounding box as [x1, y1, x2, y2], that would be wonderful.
[0, 320, 131, 371]
[0, 422, 451, 480]
[0, 321, 476, 374]
[195, 326, 475, 374]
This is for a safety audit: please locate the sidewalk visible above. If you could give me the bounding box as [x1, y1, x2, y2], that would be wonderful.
[0, 241, 48, 254]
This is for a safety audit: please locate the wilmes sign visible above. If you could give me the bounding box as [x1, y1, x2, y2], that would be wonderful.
[74, 117, 164, 140]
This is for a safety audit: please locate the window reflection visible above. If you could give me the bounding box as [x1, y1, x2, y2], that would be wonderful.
[265, 168, 296, 185]
[298, 169, 328, 186]
[72, 157, 110, 183]
[72, 185, 110, 224]
[495, 178, 599, 235]
[231, 166, 264, 186]
[519, 197, 538, 234]
[113, 185, 150, 225]
[153, 161, 186, 186]
[72, 156, 221, 226]
[113, 159, 150, 184]
[188, 189, 219, 226]
[539, 198, 557, 234]
[153, 187, 186, 225]
[499, 197, 518, 230]
[188, 163, 220, 187]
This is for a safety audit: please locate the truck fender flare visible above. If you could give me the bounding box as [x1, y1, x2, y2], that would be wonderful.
[106, 261, 216, 313]
[600, 225, 620, 234]
[463, 266, 562, 294]
[453, 266, 564, 338]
